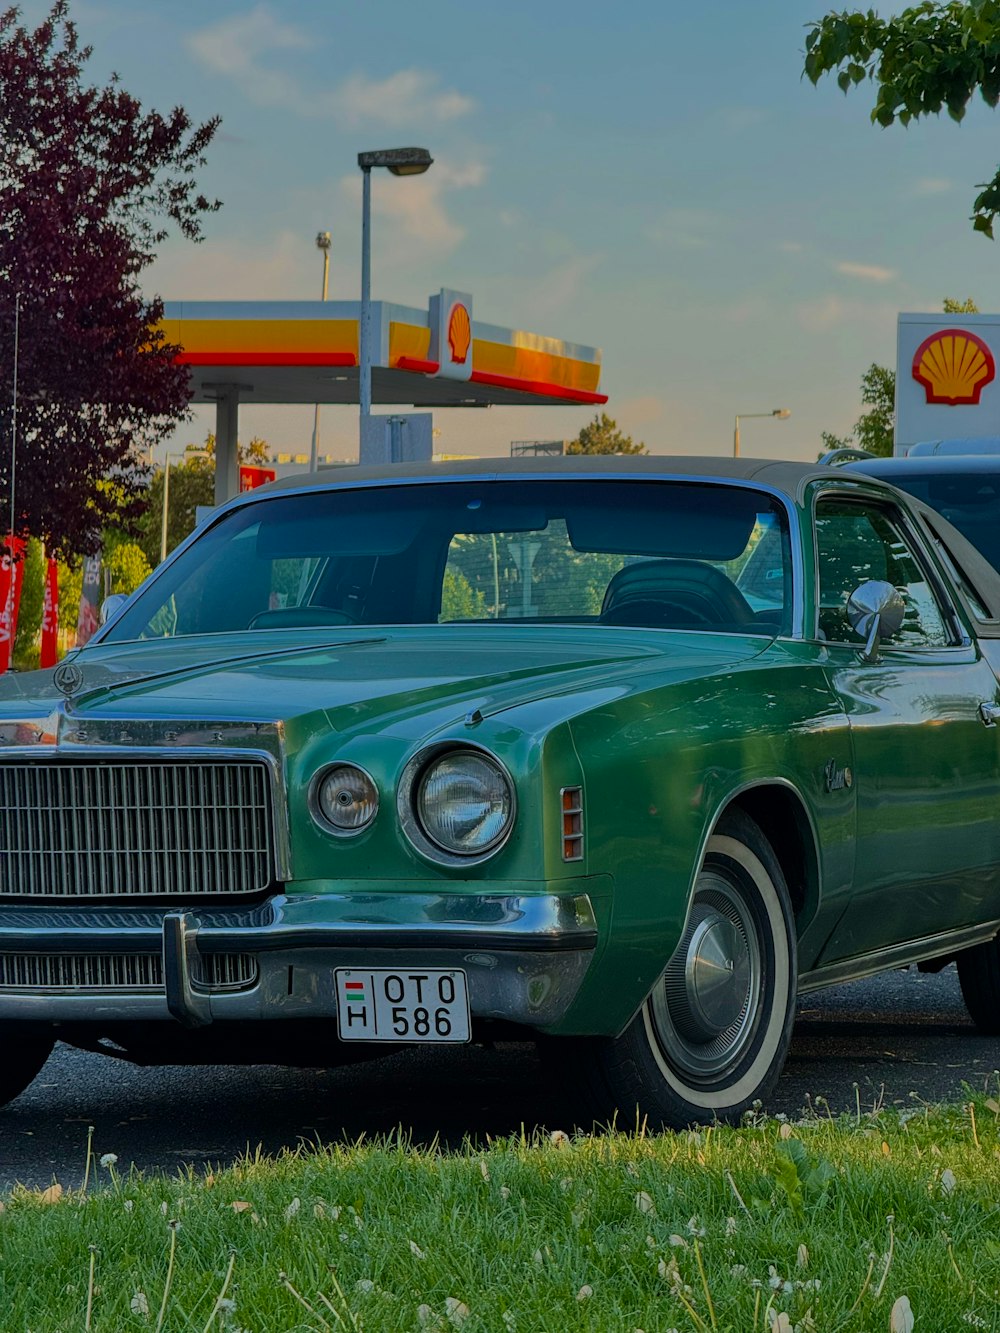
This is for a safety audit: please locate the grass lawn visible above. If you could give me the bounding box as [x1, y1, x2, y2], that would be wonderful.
[4, 1095, 1000, 1331]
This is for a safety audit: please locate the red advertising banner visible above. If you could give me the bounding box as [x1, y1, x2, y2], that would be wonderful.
[75, 553, 102, 648]
[39, 557, 59, 669]
[239, 465, 276, 492]
[0, 536, 26, 674]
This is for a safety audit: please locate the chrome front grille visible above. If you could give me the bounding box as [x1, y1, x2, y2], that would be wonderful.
[0, 952, 258, 992]
[0, 761, 275, 899]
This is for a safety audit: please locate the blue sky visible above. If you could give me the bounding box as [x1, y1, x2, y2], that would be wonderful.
[21, 0, 1000, 462]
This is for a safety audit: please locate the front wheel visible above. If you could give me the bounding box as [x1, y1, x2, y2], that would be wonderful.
[0, 1027, 56, 1109]
[572, 810, 797, 1129]
[956, 936, 1000, 1034]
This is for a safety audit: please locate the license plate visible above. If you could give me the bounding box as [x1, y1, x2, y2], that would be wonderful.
[335, 968, 470, 1043]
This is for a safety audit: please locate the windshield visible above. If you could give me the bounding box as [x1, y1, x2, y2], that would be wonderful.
[104, 479, 793, 642]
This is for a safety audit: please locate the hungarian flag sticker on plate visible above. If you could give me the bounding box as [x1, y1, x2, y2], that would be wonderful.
[335, 968, 471, 1042]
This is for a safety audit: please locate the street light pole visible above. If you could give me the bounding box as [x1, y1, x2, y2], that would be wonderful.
[733, 408, 791, 458]
[309, 231, 332, 473]
[359, 163, 373, 429]
[159, 449, 211, 564]
[356, 147, 433, 462]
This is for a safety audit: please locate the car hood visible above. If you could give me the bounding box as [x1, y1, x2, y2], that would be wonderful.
[0, 626, 771, 744]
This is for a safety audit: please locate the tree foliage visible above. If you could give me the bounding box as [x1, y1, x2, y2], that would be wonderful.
[567, 413, 647, 455]
[821, 363, 896, 458]
[804, 3, 1000, 236]
[12, 535, 43, 667]
[942, 295, 980, 312]
[106, 541, 151, 595]
[136, 434, 273, 565]
[0, 2, 221, 555]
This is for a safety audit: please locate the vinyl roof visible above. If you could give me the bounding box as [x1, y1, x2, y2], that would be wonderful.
[257, 453, 850, 500]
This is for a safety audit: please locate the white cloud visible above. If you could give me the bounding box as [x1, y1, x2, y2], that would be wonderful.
[527, 254, 603, 320]
[146, 229, 311, 301]
[795, 294, 899, 333]
[718, 106, 768, 132]
[338, 159, 487, 258]
[187, 7, 309, 108]
[645, 208, 725, 248]
[332, 71, 475, 127]
[187, 8, 475, 127]
[913, 177, 952, 196]
[836, 261, 897, 283]
[778, 240, 804, 254]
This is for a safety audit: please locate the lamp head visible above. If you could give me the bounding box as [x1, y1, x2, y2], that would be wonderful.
[772, 409, 791, 420]
[316, 231, 331, 251]
[358, 147, 433, 176]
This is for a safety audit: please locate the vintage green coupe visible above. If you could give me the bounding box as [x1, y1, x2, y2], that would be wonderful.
[3, 455, 1000, 1128]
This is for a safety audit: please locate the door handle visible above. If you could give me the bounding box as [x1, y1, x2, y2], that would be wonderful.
[979, 702, 1000, 728]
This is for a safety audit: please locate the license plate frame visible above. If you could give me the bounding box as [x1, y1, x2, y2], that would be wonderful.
[335, 967, 471, 1043]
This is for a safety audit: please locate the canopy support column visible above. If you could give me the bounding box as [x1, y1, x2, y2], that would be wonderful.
[213, 386, 241, 504]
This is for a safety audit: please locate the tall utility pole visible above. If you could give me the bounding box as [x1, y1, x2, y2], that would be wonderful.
[309, 231, 332, 473]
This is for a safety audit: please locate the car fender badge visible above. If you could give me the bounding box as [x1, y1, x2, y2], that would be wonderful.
[824, 759, 853, 793]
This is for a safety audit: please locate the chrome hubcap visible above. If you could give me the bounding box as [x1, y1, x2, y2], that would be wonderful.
[651, 872, 762, 1082]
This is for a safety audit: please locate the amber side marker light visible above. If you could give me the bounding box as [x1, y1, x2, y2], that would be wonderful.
[561, 786, 584, 862]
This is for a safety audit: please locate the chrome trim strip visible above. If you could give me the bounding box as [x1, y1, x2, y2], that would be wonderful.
[798, 918, 1000, 994]
[0, 892, 598, 954]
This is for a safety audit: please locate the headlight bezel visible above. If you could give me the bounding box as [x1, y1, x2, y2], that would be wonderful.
[309, 762, 380, 837]
[397, 743, 517, 867]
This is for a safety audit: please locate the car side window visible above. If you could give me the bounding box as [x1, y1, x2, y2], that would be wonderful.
[814, 499, 953, 648]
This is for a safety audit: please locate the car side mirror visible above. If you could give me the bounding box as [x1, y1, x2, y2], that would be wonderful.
[846, 579, 906, 663]
[99, 592, 130, 626]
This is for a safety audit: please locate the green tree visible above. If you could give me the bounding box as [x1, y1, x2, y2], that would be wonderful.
[821, 363, 896, 459]
[567, 413, 647, 455]
[106, 542, 151, 595]
[943, 296, 980, 313]
[440, 568, 488, 621]
[0, 3, 221, 554]
[136, 451, 213, 567]
[12, 537, 44, 669]
[57, 558, 82, 636]
[804, 4, 1000, 236]
[136, 434, 273, 566]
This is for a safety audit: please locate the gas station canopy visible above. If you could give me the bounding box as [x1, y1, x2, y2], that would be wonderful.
[160, 291, 607, 502]
[163, 294, 606, 408]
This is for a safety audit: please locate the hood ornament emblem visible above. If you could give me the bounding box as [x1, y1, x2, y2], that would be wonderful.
[53, 658, 85, 698]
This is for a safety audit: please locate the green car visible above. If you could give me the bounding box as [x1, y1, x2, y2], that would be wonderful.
[4, 455, 1000, 1129]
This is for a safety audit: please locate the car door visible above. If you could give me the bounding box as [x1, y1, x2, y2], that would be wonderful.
[812, 488, 1000, 965]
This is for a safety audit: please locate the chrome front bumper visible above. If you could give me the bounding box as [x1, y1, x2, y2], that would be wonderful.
[0, 892, 599, 1031]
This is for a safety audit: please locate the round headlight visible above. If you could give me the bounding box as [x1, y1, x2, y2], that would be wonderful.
[314, 764, 378, 834]
[416, 751, 514, 856]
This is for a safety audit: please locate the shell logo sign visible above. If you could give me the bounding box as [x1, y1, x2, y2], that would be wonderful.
[912, 327, 995, 406]
[431, 289, 473, 382]
[447, 303, 471, 364]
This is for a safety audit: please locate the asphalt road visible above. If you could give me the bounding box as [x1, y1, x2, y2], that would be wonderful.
[0, 964, 996, 1190]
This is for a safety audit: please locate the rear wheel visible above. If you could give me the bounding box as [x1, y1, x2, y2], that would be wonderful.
[956, 937, 1000, 1034]
[0, 1028, 55, 1109]
[572, 810, 797, 1129]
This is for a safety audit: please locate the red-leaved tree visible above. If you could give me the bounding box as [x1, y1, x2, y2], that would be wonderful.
[0, 2, 221, 556]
